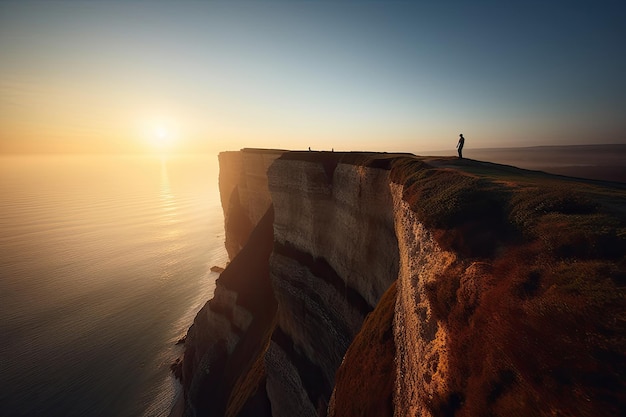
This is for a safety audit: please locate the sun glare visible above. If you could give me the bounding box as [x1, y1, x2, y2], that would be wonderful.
[138, 115, 182, 153]
[154, 127, 170, 146]
[144, 123, 177, 153]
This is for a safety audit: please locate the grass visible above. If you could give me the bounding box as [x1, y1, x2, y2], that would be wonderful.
[329, 281, 397, 417]
[391, 157, 515, 257]
[388, 155, 626, 416]
[224, 314, 277, 417]
[390, 155, 626, 257]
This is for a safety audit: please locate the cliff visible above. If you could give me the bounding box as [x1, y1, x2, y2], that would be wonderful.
[175, 149, 626, 416]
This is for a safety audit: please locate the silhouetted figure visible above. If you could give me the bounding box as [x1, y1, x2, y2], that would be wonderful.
[457, 134, 465, 159]
[308, 147, 311, 151]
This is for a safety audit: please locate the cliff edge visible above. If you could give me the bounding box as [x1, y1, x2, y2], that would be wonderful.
[175, 149, 626, 416]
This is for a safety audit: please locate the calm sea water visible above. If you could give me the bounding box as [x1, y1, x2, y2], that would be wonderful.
[0, 154, 228, 417]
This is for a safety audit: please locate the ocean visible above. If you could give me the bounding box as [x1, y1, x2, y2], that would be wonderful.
[0, 154, 228, 417]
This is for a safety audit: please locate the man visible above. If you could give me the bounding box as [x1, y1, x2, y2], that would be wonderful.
[456, 133, 465, 159]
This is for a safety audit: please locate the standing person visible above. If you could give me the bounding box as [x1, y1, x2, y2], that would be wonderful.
[456, 133, 465, 159]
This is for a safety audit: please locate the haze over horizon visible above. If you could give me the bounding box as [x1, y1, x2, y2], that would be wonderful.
[1, 0, 625, 155]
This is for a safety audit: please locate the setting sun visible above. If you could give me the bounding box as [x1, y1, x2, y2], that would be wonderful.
[139, 119, 179, 153]
[153, 126, 173, 150]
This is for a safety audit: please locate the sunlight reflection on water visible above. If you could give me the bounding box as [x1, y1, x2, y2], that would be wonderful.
[0, 154, 228, 417]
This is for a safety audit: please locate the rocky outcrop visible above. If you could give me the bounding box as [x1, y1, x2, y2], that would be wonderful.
[176, 149, 626, 417]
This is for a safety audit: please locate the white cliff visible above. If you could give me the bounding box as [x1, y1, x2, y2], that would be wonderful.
[175, 149, 626, 417]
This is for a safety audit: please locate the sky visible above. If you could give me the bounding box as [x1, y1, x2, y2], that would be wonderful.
[1, 0, 625, 154]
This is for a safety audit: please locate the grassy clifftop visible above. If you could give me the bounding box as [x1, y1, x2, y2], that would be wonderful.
[392, 156, 626, 256]
[391, 156, 626, 416]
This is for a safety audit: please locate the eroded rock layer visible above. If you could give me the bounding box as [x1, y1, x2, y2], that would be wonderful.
[264, 153, 401, 414]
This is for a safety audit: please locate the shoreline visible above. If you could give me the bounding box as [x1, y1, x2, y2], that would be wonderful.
[167, 390, 184, 417]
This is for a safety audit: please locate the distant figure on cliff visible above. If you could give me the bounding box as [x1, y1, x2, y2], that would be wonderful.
[457, 134, 465, 159]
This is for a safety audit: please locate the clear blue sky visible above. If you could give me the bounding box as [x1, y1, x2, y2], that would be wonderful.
[1, 0, 625, 154]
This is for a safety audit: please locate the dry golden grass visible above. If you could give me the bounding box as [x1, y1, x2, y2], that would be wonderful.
[329, 281, 397, 417]
[225, 314, 277, 417]
[389, 155, 626, 416]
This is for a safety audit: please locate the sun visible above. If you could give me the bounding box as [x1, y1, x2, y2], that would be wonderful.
[138, 117, 180, 153]
[151, 126, 175, 152]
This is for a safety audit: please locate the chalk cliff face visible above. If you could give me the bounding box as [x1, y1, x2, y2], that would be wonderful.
[176, 149, 626, 417]
[218, 149, 281, 259]
[266, 154, 399, 416]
